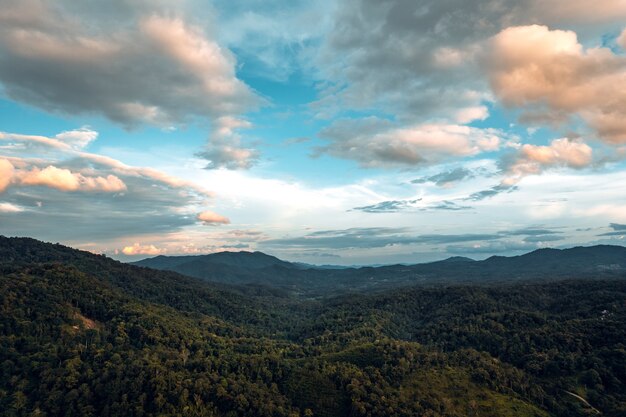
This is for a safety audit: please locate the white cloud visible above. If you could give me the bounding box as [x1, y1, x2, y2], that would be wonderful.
[0, 202, 23, 213]
[503, 138, 593, 185]
[122, 243, 165, 256]
[197, 210, 230, 225]
[17, 165, 127, 193]
[197, 116, 259, 170]
[55, 127, 98, 150]
[318, 118, 502, 168]
[487, 25, 626, 143]
[0, 2, 259, 127]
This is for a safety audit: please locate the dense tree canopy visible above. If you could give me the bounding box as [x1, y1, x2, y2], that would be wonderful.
[1, 237, 625, 416]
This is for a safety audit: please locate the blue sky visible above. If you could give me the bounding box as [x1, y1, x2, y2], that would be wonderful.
[1, 0, 626, 264]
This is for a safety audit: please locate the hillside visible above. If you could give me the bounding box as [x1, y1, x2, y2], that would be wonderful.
[1, 237, 626, 416]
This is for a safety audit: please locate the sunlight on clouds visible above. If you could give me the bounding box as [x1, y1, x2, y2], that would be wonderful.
[197, 210, 231, 225]
[0, 202, 23, 213]
[121, 243, 165, 256]
[503, 138, 593, 184]
[488, 25, 626, 144]
[319, 119, 503, 168]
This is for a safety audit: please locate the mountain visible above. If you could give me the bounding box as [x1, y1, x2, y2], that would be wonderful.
[1, 236, 626, 416]
[136, 250, 297, 270]
[133, 244, 626, 295]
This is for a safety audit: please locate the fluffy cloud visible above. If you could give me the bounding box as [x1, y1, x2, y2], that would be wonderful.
[487, 25, 626, 143]
[197, 210, 231, 225]
[1, 159, 127, 193]
[503, 138, 593, 184]
[17, 165, 127, 192]
[122, 243, 165, 256]
[197, 116, 259, 170]
[0, 1, 258, 127]
[317, 0, 626, 122]
[0, 128, 227, 242]
[318, 118, 501, 168]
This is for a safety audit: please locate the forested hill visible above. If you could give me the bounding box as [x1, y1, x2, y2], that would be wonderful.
[133, 243, 626, 295]
[1, 236, 626, 416]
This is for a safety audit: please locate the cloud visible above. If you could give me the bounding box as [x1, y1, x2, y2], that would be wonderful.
[598, 223, 626, 236]
[213, 0, 335, 82]
[352, 199, 421, 213]
[0, 2, 259, 128]
[619, 28, 626, 49]
[610, 223, 626, 231]
[0, 158, 14, 192]
[425, 201, 472, 211]
[263, 227, 504, 250]
[503, 227, 562, 237]
[318, 118, 502, 168]
[503, 138, 593, 184]
[1, 158, 127, 193]
[17, 164, 127, 192]
[412, 167, 476, 187]
[527, 0, 626, 24]
[0, 128, 218, 242]
[318, 0, 626, 118]
[122, 243, 165, 256]
[197, 116, 259, 169]
[0, 202, 23, 213]
[54, 127, 98, 150]
[446, 240, 539, 255]
[197, 210, 231, 225]
[352, 198, 471, 213]
[0, 128, 98, 155]
[487, 24, 626, 143]
[522, 234, 564, 243]
[466, 184, 518, 201]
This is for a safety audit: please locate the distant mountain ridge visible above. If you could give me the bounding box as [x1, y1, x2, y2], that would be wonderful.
[137, 251, 296, 270]
[132, 244, 626, 295]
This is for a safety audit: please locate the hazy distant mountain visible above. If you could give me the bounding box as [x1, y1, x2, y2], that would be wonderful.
[132, 244, 626, 295]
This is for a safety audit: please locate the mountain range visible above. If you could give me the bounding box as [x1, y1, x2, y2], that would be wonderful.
[133, 244, 626, 296]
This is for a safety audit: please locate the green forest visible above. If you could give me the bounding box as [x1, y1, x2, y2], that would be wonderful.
[1, 237, 625, 417]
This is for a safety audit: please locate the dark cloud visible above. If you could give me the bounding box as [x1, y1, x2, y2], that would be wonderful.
[597, 223, 626, 237]
[610, 223, 626, 231]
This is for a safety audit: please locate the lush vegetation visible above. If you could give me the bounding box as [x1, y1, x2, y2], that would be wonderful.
[1, 237, 625, 416]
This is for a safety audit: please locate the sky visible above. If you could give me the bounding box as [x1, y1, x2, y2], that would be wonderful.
[1, 0, 626, 265]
